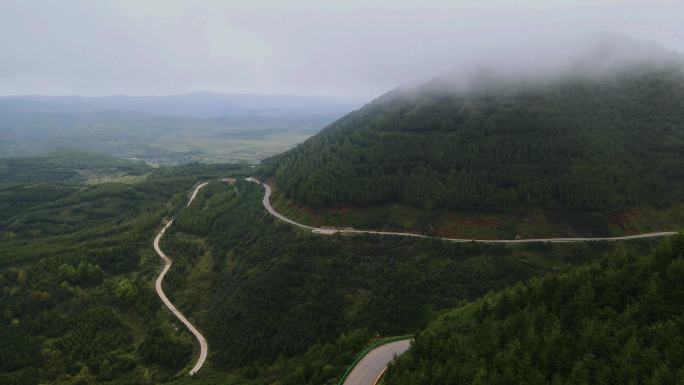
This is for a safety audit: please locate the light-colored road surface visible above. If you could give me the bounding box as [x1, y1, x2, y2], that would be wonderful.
[154, 182, 209, 376]
[186, 182, 208, 208]
[343, 340, 412, 385]
[248, 178, 314, 230]
[248, 178, 679, 243]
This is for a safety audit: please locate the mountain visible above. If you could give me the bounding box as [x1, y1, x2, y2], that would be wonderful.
[267, 62, 684, 213]
[260, 55, 684, 238]
[384, 235, 684, 385]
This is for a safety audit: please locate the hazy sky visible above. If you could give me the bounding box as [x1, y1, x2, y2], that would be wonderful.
[1, 0, 683, 99]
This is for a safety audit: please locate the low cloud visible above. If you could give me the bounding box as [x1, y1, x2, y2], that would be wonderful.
[0, 0, 682, 99]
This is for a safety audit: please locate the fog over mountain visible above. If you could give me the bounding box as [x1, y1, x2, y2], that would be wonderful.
[395, 34, 684, 96]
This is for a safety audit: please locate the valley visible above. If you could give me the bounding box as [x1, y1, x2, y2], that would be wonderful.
[0, 93, 356, 164]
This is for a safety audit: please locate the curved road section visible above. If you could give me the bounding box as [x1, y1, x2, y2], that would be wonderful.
[249, 178, 314, 230]
[247, 178, 678, 243]
[154, 182, 209, 376]
[343, 340, 411, 385]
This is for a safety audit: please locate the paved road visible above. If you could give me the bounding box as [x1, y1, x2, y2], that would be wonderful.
[153, 182, 209, 376]
[248, 178, 314, 230]
[248, 178, 678, 243]
[343, 340, 411, 385]
[187, 182, 208, 207]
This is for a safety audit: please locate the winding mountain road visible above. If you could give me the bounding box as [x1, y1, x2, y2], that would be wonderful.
[250, 178, 314, 230]
[343, 339, 411, 385]
[153, 182, 209, 376]
[248, 178, 679, 243]
[245, 178, 679, 382]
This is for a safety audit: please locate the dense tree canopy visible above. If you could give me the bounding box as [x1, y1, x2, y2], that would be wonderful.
[384, 235, 684, 385]
[266, 65, 684, 213]
[161, 181, 630, 385]
[0, 156, 247, 384]
[2, 151, 681, 385]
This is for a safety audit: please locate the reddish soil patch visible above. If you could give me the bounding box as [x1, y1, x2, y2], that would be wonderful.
[450, 216, 504, 228]
[268, 181, 320, 218]
[280, 197, 319, 217]
[436, 213, 505, 238]
[325, 204, 357, 214]
[269, 180, 359, 216]
[609, 209, 646, 232]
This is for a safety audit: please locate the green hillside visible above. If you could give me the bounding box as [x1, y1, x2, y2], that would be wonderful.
[1, 151, 681, 385]
[0, 150, 149, 183]
[266, 65, 684, 216]
[0, 154, 248, 385]
[158, 181, 656, 385]
[0, 150, 152, 226]
[384, 234, 684, 385]
[2, 154, 622, 385]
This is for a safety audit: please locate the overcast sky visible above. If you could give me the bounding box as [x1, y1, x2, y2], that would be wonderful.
[1, 0, 683, 100]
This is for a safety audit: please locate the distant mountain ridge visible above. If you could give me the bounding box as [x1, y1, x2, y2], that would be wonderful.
[0, 92, 358, 119]
[0, 93, 358, 163]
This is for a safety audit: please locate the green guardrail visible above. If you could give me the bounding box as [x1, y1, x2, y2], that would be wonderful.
[336, 335, 413, 385]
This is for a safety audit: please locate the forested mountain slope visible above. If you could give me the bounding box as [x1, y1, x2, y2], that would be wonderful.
[266, 64, 684, 213]
[384, 234, 684, 385]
